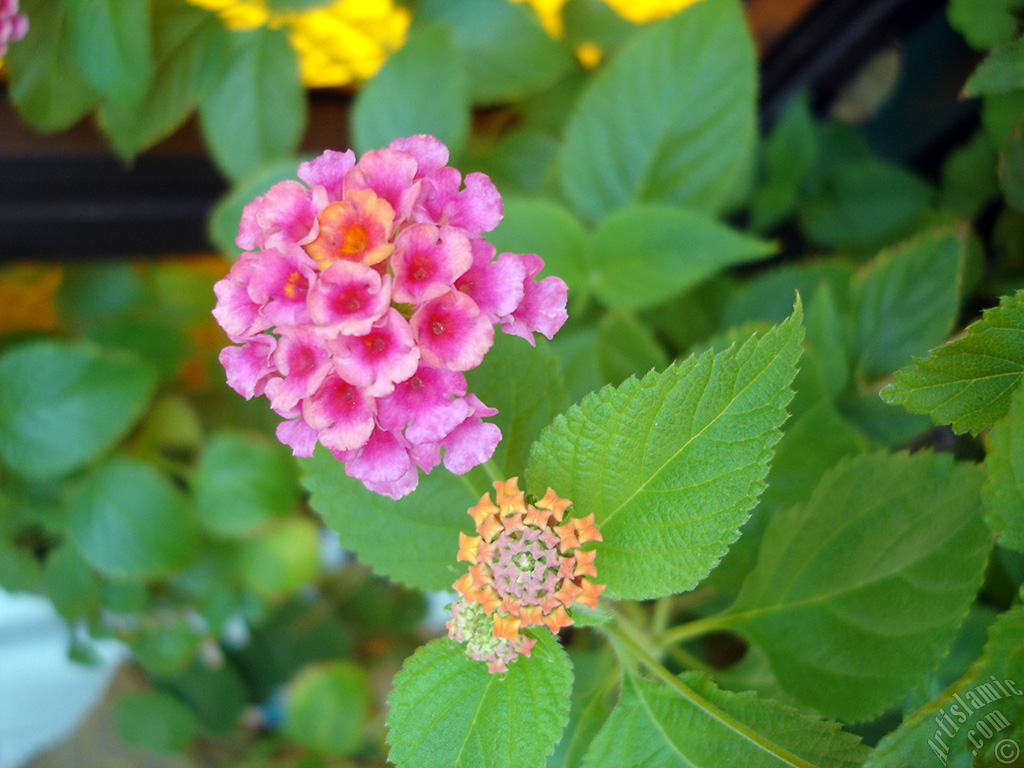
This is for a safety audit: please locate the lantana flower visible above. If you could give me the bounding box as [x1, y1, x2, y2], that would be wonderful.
[213, 136, 568, 499]
[0, 0, 28, 58]
[448, 478, 605, 673]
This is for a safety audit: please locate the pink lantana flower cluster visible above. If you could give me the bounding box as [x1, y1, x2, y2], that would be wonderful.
[0, 0, 28, 57]
[213, 135, 568, 499]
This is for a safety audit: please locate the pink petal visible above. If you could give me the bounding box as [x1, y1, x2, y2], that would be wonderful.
[410, 291, 494, 371]
[377, 363, 470, 444]
[391, 224, 473, 305]
[331, 309, 420, 397]
[341, 428, 415, 488]
[418, 169, 503, 234]
[298, 149, 356, 202]
[307, 260, 392, 337]
[246, 245, 317, 328]
[220, 335, 277, 399]
[256, 180, 321, 249]
[455, 238, 526, 322]
[441, 394, 501, 474]
[264, 325, 333, 413]
[302, 374, 376, 452]
[499, 254, 568, 345]
[388, 135, 450, 178]
[277, 417, 319, 458]
[345, 148, 421, 225]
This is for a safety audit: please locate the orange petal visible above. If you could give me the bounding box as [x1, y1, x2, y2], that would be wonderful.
[535, 488, 571, 522]
[574, 549, 598, 578]
[457, 532, 481, 564]
[574, 513, 603, 544]
[478, 513, 504, 542]
[577, 579, 605, 609]
[493, 612, 521, 642]
[469, 494, 500, 527]
[519, 605, 544, 627]
[523, 505, 552, 527]
[554, 579, 583, 608]
[494, 477, 526, 514]
[453, 572, 474, 598]
[554, 521, 581, 553]
[501, 512, 524, 533]
[500, 596, 522, 615]
[543, 605, 572, 634]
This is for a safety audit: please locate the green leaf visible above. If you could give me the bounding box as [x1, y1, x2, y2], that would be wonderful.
[965, 38, 1024, 96]
[302, 450, 477, 591]
[286, 661, 370, 756]
[113, 691, 200, 755]
[70, 458, 200, 578]
[866, 604, 1024, 768]
[43, 543, 103, 620]
[98, 0, 230, 159]
[750, 92, 818, 232]
[547, 649, 619, 768]
[799, 160, 933, 251]
[882, 289, 1024, 434]
[582, 673, 869, 768]
[551, 328, 602, 406]
[194, 430, 300, 538]
[596, 312, 669, 387]
[999, 123, 1024, 213]
[527, 305, 804, 600]
[467, 334, 569, 477]
[415, 0, 572, 105]
[156, 660, 248, 736]
[850, 230, 963, 381]
[199, 27, 305, 182]
[723, 260, 853, 328]
[560, 0, 757, 223]
[948, 0, 1024, 50]
[730, 451, 991, 722]
[352, 26, 469, 157]
[488, 198, 589, 299]
[4, 0, 98, 133]
[586, 204, 776, 312]
[386, 633, 572, 768]
[208, 159, 301, 257]
[984, 385, 1024, 551]
[0, 341, 157, 479]
[939, 130, 1000, 218]
[983, 90, 1024, 147]
[237, 517, 320, 598]
[63, 0, 153, 111]
[467, 129, 560, 197]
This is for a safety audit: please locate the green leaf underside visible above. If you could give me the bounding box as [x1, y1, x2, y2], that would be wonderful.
[560, 0, 756, 223]
[352, 26, 469, 158]
[882, 289, 1024, 434]
[527, 305, 804, 600]
[850, 230, 963, 381]
[983, 385, 1024, 551]
[865, 604, 1024, 768]
[0, 341, 157, 479]
[386, 633, 572, 768]
[731, 451, 991, 722]
[70, 458, 200, 578]
[301, 449, 479, 592]
[586, 204, 776, 312]
[582, 673, 868, 768]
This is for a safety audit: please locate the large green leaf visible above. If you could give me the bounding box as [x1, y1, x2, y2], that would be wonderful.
[415, 0, 572, 105]
[947, 0, 1024, 50]
[0, 341, 157, 479]
[237, 517, 320, 598]
[63, 0, 153, 110]
[351, 27, 469, 157]
[302, 450, 478, 591]
[526, 305, 804, 600]
[881, 289, 1024, 434]
[286, 661, 370, 756]
[113, 691, 199, 756]
[866, 605, 1024, 768]
[729, 451, 990, 722]
[69, 458, 200, 578]
[199, 27, 305, 182]
[194, 430, 301, 539]
[547, 650, 619, 768]
[386, 633, 572, 768]
[467, 334, 569, 477]
[585, 204, 775, 311]
[99, 0, 230, 159]
[560, 0, 757, 223]
[965, 38, 1024, 96]
[582, 673, 868, 768]
[983, 385, 1024, 551]
[849, 230, 963, 381]
[5, 0, 97, 133]
[750, 92, 818, 232]
[595, 312, 669, 387]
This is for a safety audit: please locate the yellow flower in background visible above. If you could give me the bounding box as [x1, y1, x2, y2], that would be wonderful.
[0, 264, 62, 337]
[511, 0, 706, 37]
[187, 0, 409, 87]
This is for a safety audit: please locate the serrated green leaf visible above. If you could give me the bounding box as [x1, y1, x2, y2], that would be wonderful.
[194, 430, 300, 538]
[286, 661, 370, 756]
[208, 159, 301, 257]
[415, 0, 572, 105]
[560, 0, 756, 223]
[302, 450, 477, 591]
[984, 385, 1024, 551]
[526, 305, 804, 600]
[595, 312, 669, 387]
[866, 605, 1024, 768]
[488, 198, 588, 299]
[882, 289, 1024, 434]
[114, 691, 199, 755]
[4, 0, 98, 133]
[750, 92, 818, 232]
[69, 458, 200, 578]
[0, 341, 157, 479]
[582, 673, 869, 768]
[467, 334, 569, 477]
[948, 0, 1024, 50]
[850, 230, 963, 381]
[730, 451, 990, 722]
[386, 633, 572, 768]
[199, 27, 305, 182]
[63, 0, 153, 110]
[547, 649, 618, 768]
[585, 204, 775, 312]
[352, 27, 469, 157]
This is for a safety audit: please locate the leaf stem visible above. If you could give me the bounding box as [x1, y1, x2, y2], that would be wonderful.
[603, 619, 822, 768]
[482, 459, 503, 484]
[658, 612, 735, 646]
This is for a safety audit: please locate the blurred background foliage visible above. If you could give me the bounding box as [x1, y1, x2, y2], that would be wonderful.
[1, 0, 1023, 766]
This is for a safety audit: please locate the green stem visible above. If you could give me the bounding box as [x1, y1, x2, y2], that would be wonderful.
[604, 620, 822, 768]
[658, 612, 735, 647]
[482, 459, 503, 484]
